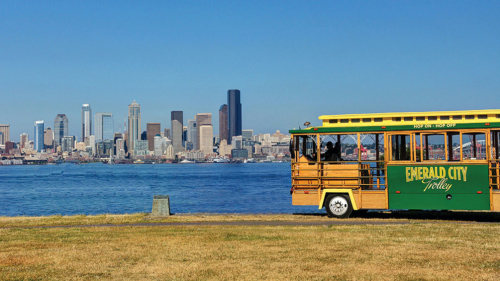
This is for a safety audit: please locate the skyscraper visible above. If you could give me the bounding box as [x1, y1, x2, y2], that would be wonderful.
[199, 124, 214, 156]
[81, 104, 92, 142]
[227, 89, 242, 144]
[20, 133, 29, 149]
[187, 119, 197, 150]
[128, 101, 141, 151]
[95, 113, 114, 141]
[54, 114, 68, 148]
[0, 124, 10, 145]
[34, 120, 44, 152]
[164, 128, 171, 139]
[219, 104, 228, 143]
[147, 123, 161, 151]
[44, 127, 53, 149]
[195, 113, 211, 150]
[171, 111, 184, 154]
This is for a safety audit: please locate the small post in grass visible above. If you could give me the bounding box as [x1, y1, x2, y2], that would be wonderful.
[151, 195, 171, 216]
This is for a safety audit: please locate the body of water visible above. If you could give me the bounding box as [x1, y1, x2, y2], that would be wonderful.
[0, 163, 322, 216]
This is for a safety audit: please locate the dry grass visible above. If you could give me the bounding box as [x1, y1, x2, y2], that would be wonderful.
[1, 222, 500, 280]
[2, 210, 500, 228]
[0, 213, 399, 228]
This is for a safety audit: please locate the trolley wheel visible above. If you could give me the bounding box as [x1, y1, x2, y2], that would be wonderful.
[325, 194, 353, 218]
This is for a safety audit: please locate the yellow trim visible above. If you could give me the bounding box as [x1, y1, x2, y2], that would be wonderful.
[319, 189, 359, 210]
[320, 109, 500, 128]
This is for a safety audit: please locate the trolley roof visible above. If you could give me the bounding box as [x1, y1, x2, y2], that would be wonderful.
[289, 109, 500, 134]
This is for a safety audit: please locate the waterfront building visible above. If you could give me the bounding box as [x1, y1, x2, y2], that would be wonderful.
[115, 138, 125, 159]
[231, 149, 248, 160]
[44, 127, 53, 149]
[195, 113, 211, 150]
[242, 129, 253, 141]
[187, 119, 197, 150]
[254, 143, 262, 154]
[171, 111, 184, 154]
[34, 121, 44, 152]
[134, 140, 148, 157]
[219, 139, 230, 156]
[62, 136, 73, 152]
[199, 124, 213, 156]
[0, 124, 10, 145]
[88, 135, 96, 156]
[147, 123, 161, 152]
[165, 144, 175, 159]
[128, 101, 141, 151]
[227, 89, 242, 144]
[219, 104, 228, 143]
[113, 132, 123, 155]
[81, 104, 92, 142]
[76, 142, 86, 151]
[95, 113, 114, 141]
[20, 133, 29, 149]
[232, 135, 243, 150]
[186, 151, 204, 160]
[154, 134, 165, 157]
[96, 140, 113, 157]
[4, 141, 15, 155]
[54, 114, 68, 149]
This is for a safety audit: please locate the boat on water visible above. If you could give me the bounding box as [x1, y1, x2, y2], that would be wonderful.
[213, 158, 230, 163]
[179, 159, 195, 164]
[133, 159, 145, 164]
[244, 158, 256, 163]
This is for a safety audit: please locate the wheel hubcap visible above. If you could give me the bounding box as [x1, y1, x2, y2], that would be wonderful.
[329, 196, 348, 216]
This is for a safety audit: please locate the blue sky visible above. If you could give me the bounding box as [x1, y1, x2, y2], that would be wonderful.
[1, 1, 499, 140]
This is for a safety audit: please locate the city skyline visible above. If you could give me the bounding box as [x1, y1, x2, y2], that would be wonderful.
[1, 2, 499, 139]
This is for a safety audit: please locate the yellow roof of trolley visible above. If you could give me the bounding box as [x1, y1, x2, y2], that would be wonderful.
[319, 109, 500, 127]
[290, 109, 500, 134]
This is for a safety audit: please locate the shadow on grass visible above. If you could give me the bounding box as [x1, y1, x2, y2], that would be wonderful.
[293, 210, 500, 222]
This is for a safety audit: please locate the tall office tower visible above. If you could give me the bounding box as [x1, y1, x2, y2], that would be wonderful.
[141, 131, 147, 140]
[54, 114, 68, 148]
[88, 135, 96, 156]
[242, 129, 253, 141]
[95, 113, 114, 141]
[195, 113, 212, 150]
[219, 104, 228, 143]
[164, 128, 171, 140]
[147, 123, 161, 151]
[171, 111, 184, 154]
[44, 127, 53, 149]
[0, 133, 3, 145]
[20, 133, 29, 149]
[199, 124, 214, 156]
[81, 104, 92, 142]
[115, 138, 124, 158]
[154, 135, 165, 157]
[0, 124, 10, 144]
[127, 100, 141, 151]
[187, 119, 197, 150]
[62, 136, 73, 152]
[34, 121, 44, 152]
[113, 132, 123, 155]
[227, 89, 242, 144]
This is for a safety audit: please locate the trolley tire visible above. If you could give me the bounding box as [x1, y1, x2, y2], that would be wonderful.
[325, 194, 353, 218]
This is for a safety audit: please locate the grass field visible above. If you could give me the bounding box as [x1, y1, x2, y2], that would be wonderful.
[1, 214, 500, 280]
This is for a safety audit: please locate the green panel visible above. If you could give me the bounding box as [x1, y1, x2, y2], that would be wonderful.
[387, 164, 490, 210]
[289, 122, 500, 134]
